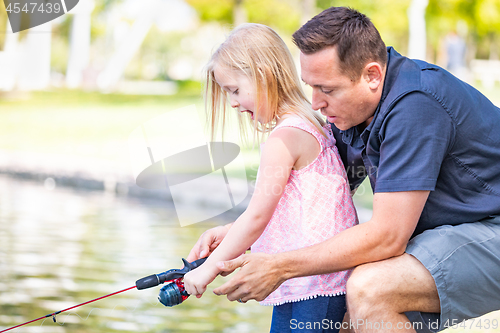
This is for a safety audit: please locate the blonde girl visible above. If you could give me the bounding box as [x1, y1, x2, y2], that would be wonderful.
[184, 23, 358, 333]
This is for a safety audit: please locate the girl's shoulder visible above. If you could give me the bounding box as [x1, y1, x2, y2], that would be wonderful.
[272, 116, 335, 147]
[268, 117, 336, 171]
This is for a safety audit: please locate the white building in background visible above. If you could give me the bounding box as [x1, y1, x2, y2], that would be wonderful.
[66, 0, 95, 88]
[0, 18, 53, 91]
[96, 0, 199, 92]
[407, 0, 429, 61]
[0, 0, 84, 92]
[0, 0, 202, 92]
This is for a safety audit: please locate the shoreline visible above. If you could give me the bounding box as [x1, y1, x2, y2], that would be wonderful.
[0, 149, 251, 222]
[0, 148, 372, 223]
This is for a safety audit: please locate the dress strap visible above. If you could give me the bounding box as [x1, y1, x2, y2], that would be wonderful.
[273, 117, 335, 150]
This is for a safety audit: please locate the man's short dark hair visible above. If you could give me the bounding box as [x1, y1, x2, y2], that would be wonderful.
[292, 7, 387, 81]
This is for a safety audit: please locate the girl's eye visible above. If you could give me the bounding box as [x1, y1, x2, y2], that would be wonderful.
[321, 89, 333, 94]
[233, 89, 239, 95]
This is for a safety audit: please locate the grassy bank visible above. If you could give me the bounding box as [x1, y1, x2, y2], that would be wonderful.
[0, 88, 205, 157]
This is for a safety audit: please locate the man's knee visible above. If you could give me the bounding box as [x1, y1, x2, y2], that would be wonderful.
[346, 254, 440, 314]
[346, 262, 389, 312]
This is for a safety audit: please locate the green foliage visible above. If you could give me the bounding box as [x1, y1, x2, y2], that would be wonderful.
[245, 0, 301, 34]
[475, 0, 500, 36]
[187, 0, 302, 34]
[427, 0, 500, 59]
[317, 0, 411, 52]
[317, 0, 500, 60]
[176, 79, 203, 94]
[427, 0, 472, 38]
[50, 16, 72, 74]
[0, 1, 7, 50]
[186, 0, 500, 60]
[48, 0, 123, 75]
[189, 0, 413, 53]
[91, 0, 124, 39]
[186, 0, 233, 23]
[128, 26, 188, 81]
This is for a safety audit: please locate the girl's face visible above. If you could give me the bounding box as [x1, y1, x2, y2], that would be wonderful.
[214, 66, 270, 124]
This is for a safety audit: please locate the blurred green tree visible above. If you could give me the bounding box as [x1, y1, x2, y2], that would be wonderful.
[474, 0, 500, 59]
[0, 1, 6, 50]
[183, 0, 491, 90]
[317, 0, 411, 54]
[427, 0, 500, 60]
[187, 0, 412, 53]
[318, 0, 500, 61]
[186, 0, 301, 34]
[186, 0, 233, 22]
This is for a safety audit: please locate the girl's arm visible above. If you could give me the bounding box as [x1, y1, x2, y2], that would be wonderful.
[183, 127, 303, 296]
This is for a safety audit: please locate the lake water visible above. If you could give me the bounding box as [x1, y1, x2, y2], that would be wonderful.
[0, 175, 272, 333]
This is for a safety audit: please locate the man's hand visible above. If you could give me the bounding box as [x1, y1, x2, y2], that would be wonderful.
[186, 224, 232, 262]
[212, 253, 287, 303]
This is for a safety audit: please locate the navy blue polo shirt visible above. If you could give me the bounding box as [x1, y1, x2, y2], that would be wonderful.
[332, 47, 500, 236]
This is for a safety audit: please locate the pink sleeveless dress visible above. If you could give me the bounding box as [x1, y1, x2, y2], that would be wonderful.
[251, 117, 358, 306]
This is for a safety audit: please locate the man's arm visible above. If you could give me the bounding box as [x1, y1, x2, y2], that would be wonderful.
[213, 190, 430, 302]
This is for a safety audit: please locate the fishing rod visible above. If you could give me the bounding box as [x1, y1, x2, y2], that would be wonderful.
[0, 257, 207, 333]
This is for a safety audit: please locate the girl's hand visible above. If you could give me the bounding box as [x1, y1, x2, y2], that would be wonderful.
[186, 224, 232, 262]
[183, 264, 220, 297]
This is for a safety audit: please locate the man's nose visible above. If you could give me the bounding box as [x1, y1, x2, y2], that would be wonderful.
[311, 89, 327, 111]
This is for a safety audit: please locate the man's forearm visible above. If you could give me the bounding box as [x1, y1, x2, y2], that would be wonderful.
[277, 220, 406, 280]
[278, 191, 430, 279]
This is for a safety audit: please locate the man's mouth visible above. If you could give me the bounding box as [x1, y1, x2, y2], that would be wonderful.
[320, 109, 335, 121]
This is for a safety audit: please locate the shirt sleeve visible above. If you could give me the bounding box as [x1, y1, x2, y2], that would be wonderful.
[374, 91, 455, 193]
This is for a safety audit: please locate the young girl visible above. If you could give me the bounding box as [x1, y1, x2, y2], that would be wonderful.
[184, 23, 358, 332]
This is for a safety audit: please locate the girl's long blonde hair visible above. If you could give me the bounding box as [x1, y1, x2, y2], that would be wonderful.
[205, 23, 325, 142]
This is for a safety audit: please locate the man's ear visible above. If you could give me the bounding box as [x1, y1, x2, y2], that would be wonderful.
[363, 62, 384, 90]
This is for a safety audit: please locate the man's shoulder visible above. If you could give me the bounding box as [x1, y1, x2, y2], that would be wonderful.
[381, 48, 425, 109]
[385, 48, 483, 109]
[381, 49, 488, 123]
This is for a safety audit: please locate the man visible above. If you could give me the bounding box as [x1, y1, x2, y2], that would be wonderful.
[187, 7, 500, 332]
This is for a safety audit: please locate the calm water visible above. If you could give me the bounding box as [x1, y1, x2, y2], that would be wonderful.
[0, 175, 272, 333]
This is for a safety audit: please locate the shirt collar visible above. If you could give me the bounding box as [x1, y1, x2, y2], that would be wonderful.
[380, 47, 406, 104]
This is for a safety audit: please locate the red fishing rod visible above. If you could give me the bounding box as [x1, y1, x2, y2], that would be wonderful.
[0, 257, 206, 333]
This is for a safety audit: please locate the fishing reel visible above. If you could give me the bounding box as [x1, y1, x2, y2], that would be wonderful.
[135, 257, 207, 307]
[158, 278, 189, 307]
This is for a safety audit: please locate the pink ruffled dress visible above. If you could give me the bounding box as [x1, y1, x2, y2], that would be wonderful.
[251, 117, 358, 306]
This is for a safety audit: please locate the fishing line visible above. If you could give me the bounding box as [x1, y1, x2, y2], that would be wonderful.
[0, 257, 207, 333]
[42, 293, 163, 328]
[0, 285, 136, 333]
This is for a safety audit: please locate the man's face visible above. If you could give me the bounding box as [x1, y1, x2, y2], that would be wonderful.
[300, 46, 380, 131]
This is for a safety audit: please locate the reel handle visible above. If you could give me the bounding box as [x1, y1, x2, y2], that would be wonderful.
[135, 257, 207, 290]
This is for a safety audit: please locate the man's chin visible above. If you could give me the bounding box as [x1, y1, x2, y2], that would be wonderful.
[329, 121, 350, 131]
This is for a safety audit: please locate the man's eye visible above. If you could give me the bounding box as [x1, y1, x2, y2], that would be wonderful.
[321, 89, 333, 94]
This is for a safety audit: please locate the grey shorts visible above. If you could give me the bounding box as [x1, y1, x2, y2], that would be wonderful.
[405, 216, 500, 333]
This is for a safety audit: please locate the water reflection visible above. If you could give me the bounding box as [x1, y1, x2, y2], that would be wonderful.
[0, 175, 272, 332]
